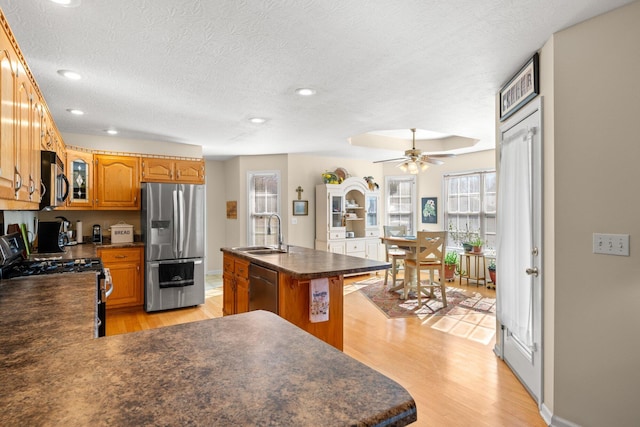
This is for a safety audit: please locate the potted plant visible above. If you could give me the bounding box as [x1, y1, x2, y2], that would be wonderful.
[488, 259, 496, 286]
[444, 251, 458, 281]
[448, 222, 477, 252]
[469, 237, 484, 253]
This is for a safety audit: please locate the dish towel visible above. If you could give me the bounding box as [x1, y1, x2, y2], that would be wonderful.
[309, 278, 329, 323]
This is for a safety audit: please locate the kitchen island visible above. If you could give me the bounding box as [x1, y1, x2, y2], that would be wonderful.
[221, 245, 390, 349]
[0, 268, 416, 426]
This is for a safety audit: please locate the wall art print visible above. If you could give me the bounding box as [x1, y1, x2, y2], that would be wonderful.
[421, 197, 437, 224]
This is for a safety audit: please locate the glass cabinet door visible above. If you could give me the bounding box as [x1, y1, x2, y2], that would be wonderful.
[366, 194, 378, 227]
[330, 193, 344, 229]
[66, 148, 93, 208]
[71, 159, 89, 202]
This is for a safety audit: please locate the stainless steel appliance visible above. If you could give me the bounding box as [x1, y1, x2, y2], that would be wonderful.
[141, 183, 205, 312]
[92, 224, 102, 243]
[248, 263, 278, 314]
[0, 232, 111, 337]
[40, 151, 69, 211]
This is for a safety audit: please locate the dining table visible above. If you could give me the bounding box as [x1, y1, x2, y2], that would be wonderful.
[379, 235, 420, 292]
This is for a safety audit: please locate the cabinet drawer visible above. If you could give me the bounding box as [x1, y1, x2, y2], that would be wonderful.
[329, 231, 346, 240]
[365, 229, 380, 237]
[99, 247, 142, 263]
[346, 240, 365, 253]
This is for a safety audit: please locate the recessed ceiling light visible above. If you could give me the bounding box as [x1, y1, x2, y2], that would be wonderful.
[57, 69, 82, 80]
[66, 109, 84, 115]
[295, 88, 316, 96]
[249, 117, 267, 124]
[106, 129, 118, 135]
[50, 0, 81, 7]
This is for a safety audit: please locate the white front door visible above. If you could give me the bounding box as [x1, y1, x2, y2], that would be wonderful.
[496, 98, 543, 403]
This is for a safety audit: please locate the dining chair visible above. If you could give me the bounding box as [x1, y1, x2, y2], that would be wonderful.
[382, 225, 407, 289]
[403, 231, 448, 307]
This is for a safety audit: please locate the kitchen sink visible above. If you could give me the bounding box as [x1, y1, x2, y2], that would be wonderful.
[231, 246, 273, 252]
[244, 248, 287, 255]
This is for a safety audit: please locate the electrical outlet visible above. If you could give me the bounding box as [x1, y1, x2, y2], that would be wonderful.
[291, 218, 297, 225]
[593, 233, 630, 256]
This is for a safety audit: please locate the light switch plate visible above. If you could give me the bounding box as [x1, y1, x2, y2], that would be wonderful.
[593, 233, 630, 256]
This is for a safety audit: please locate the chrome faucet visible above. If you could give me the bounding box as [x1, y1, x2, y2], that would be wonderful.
[267, 213, 285, 251]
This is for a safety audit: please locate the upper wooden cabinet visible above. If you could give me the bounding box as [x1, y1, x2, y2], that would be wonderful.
[141, 157, 205, 184]
[0, 30, 18, 202]
[65, 148, 94, 209]
[94, 154, 140, 210]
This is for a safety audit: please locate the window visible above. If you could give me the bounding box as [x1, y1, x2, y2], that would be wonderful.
[247, 171, 280, 246]
[385, 175, 417, 235]
[444, 170, 496, 253]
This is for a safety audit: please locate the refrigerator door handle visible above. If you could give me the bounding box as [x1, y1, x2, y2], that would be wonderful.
[172, 190, 179, 258]
[178, 189, 185, 257]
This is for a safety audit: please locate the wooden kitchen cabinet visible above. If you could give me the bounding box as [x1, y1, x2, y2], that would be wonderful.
[141, 157, 205, 184]
[222, 254, 249, 316]
[65, 148, 94, 209]
[98, 246, 144, 309]
[94, 154, 140, 210]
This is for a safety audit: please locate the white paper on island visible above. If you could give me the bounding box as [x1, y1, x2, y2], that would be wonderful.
[309, 278, 329, 323]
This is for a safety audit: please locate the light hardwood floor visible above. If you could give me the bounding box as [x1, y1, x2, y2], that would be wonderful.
[107, 274, 545, 427]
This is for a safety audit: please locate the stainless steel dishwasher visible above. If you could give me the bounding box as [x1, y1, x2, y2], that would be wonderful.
[249, 263, 279, 314]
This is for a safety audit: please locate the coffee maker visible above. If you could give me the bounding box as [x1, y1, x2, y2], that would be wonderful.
[37, 221, 65, 253]
[92, 224, 102, 243]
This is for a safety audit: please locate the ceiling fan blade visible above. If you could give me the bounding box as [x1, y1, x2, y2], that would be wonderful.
[422, 156, 445, 165]
[427, 153, 456, 158]
[373, 157, 408, 164]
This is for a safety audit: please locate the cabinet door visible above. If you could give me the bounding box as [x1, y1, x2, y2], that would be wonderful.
[100, 247, 143, 308]
[66, 148, 93, 208]
[141, 157, 174, 182]
[0, 40, 17, 200]
[222, 274, 235, 316]
[234, 259, 250, 313]
[95, 154, 140, 209]
[365, 239, 380, 260]
[14, 73, 33, 203]
[328, 191, 344, 231]
[366, 194, 379, 228]
[327, 241, 346, 254]
[175, 159, 204, 183]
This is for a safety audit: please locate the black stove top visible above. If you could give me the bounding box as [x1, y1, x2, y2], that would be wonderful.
[0, 258, 103, 280]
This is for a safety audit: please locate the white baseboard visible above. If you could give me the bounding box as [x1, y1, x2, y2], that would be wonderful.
[541, 403, 582, 427]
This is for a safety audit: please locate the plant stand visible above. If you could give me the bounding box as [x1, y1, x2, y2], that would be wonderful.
[458, 252, 487, 287]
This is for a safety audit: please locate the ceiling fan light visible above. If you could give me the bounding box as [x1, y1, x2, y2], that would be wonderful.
[407, 161, 419, 174]
[420, 162, 429, 171]
[398, 162, 409, 172]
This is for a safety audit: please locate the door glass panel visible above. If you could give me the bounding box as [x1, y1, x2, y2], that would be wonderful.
[71, 159, 88, 201]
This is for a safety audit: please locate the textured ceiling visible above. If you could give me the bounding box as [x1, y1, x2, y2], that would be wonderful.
[0, 0, 632, 160]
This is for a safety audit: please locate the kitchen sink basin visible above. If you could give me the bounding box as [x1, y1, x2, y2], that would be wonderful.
[244, 248, 288, 255]
[231, 246, 273, 252]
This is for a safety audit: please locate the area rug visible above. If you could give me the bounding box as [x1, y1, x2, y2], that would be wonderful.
[357, 277, 496, 319]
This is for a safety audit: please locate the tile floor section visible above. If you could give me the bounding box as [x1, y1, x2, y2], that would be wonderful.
[208, 274, 495, 346]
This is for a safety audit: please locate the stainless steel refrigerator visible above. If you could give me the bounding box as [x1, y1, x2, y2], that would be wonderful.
[141, 183, 205, 312]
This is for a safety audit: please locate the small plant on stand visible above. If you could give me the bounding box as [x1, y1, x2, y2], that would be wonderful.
[448, 222, 479, 252]
[469, 237, 484, 253]
[444, 251, 458, 281]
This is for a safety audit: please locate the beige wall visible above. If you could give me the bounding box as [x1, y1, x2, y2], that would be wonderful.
[545, 2, 640, 426]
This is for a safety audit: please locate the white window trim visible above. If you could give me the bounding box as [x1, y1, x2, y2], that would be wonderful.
[246, 170, 281, 246]
[442, 169, 496, 253]
[384, 175, 417, 234]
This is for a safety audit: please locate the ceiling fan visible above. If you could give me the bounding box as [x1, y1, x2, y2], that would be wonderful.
[373, 128, 455, 174]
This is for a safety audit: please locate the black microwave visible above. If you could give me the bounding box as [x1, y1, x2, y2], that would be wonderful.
[40, 151, 70, 211]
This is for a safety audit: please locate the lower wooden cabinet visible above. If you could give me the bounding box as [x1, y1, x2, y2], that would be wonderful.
[222, 254, 249, 315]
[97, 246, 144, 309]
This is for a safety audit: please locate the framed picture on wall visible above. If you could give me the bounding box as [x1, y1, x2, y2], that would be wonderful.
[421, 197, 437, 224]
[500, 52, 539, 121]
[293, 200, 308, 216]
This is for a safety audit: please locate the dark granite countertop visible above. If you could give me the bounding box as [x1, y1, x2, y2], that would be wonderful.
[0, 275, 416, 427]
[29, 241, 144, 260]
[221, 245, 391, 279]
